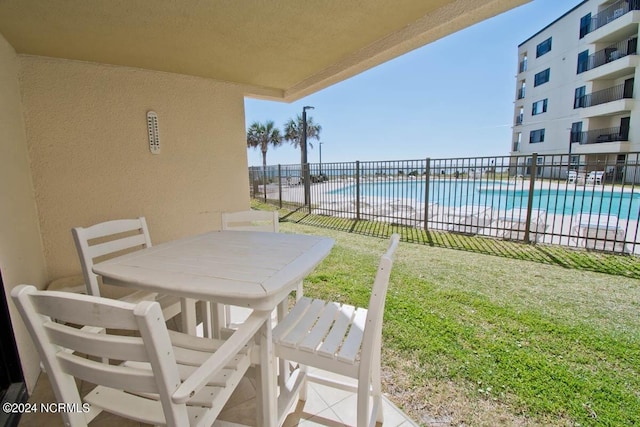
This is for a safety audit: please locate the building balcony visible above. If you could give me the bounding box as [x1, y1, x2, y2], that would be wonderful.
[519, 59, 527, 73]
[512, 141, 519, 152]
[577, 126, 629, 145]
[580, 98, 635, 118]
[581, 0, 640, 41]
[517, 87, 525, 99]
[580, 49, 639, 81]
[582, 37, 637, 72]
[572, 139, 631, 154]
[576, 82, 635, 117]
[515, 115, 524, 125]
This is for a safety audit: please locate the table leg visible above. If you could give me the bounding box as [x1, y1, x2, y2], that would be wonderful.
[255, 317, 277, 427]
[200, 301, 212, 338]
[277, 299, 289, 389]
[180, 298, 197, 336]
[210, 303, 226, 339]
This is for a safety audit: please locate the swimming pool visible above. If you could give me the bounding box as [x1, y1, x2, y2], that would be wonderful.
[328, 180, 640, 220]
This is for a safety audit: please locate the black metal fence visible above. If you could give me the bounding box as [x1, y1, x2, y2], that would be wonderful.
[250, 152, 640, 255]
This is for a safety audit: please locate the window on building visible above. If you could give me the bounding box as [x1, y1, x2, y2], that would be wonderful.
[536, 37, 552, 57]
[574, 86, 586, 108]
[570, 122, 583, 143]
[577, 50, 589, 74]
[530, 129, 545, 143]
[580, 13, 591, 39]
[532, 99, 548, 115]
[534, 68, 550, 87]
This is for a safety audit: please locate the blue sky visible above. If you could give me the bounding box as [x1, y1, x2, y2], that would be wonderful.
[245, 0, 581, 167]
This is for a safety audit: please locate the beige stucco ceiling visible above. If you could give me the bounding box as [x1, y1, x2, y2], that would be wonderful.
[0, 0, 528, 101]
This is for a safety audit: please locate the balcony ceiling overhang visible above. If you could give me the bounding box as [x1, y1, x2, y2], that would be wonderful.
[0, 0, 528, 101]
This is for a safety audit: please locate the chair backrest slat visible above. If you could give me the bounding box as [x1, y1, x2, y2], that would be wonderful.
[72, 217, 152, 297]
[85, 234, 148, 259]
[221, 210, 279, 232]
[80, 218, 151, 241]
[57, 352, 159, 393]
[30, 290, 139, 330]
[44, 322, 149, 362]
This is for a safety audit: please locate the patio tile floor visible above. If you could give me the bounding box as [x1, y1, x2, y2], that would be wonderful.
[19, 363, 417, 427]
[20, 308, 417, 426]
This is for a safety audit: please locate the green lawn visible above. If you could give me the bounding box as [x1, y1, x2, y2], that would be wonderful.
[279, 221, 640, 426]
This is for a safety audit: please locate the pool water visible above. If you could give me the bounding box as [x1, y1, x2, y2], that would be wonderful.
[328, 180, 640, 220]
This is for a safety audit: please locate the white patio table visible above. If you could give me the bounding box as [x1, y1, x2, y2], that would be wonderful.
[92, 230, 335, 427]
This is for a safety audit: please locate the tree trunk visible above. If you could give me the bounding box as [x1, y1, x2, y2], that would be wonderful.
[262, 150, 268, 200]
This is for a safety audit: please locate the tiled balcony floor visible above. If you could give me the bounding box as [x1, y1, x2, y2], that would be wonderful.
[19, 307, 417, 427]
[19, 367, 417, 427]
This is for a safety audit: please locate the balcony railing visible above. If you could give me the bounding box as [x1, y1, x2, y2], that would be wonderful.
[570, 131, 583, 144]
[578, 126, 628, 144]
[519, 59, 527, 73]
[517, 87, 525, 99]
[515, 115, 524, 125]
[581, 0, 640, 37]
[582, 37, 637, 72]
[512, 141, 519, 152]
[575, 82, 633, 108]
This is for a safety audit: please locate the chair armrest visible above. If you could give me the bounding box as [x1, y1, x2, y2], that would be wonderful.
[172, 309, 270, 403]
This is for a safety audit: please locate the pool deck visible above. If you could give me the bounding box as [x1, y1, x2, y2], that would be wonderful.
[262, 177, 640, 255]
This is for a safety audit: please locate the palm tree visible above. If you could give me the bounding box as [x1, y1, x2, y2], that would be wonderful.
[247, 120, 282, 195]
[283, 115, 322, 166]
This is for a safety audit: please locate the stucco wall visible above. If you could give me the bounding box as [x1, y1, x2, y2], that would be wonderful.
[0, 35, 48, 392]
[19, 56, 250, 281]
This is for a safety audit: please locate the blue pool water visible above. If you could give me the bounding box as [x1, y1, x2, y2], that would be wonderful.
[329, 180, 640, 220]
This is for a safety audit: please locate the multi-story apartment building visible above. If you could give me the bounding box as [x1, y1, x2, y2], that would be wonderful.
[512, 0, 640, 181]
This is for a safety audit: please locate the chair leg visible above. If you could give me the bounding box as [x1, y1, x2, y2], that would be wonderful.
[299, 366, 308, 402]
[356, 380, 370, 427]
[372, 350, 384, 424]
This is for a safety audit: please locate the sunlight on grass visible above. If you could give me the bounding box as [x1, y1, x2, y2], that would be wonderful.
[278, 220, 640, 426]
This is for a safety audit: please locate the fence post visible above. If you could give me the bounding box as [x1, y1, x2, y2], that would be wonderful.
[278, 164, 283, 209]
[525, 152, 537, 243]
[423, 158, 431, 230]
[249, 167, 253, 198]
[252, 168, 259, 198]
[303, 163, 311, 213]
[356, 161, 361, 221]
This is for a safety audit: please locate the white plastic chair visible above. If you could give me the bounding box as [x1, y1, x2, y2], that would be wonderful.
[217, 210, 284, 334]
[273, 234, 400, 427]
[12, 284, 268, 427]
[586, 171, 605, 185]
[71, 217, 182, 327]
[497, 208, 547, 242]
[572, 213, 627, 253]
